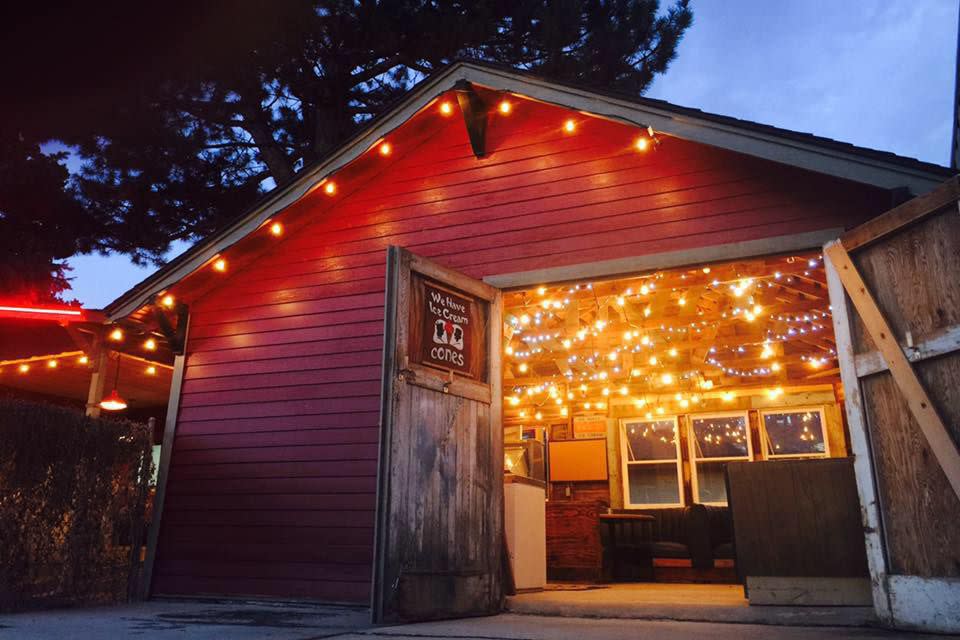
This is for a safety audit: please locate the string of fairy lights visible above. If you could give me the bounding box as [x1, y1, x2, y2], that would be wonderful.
[5, 91, 662, 411]
[503, 255, 837, 425]
[0, 322, 171, 379]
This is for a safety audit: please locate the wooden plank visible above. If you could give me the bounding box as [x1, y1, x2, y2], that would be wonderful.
[83, 336, 108, 418]
[142, 346, 189, 598]
[854, 323, 960, 377]
[454, 80, 489, 158]
[886, 575, 960, 634]
[859, 367, 960, 576]
[824, 240, 960, 500]
[726, 459, 868, 580]
[746, 576, 872, 606]
[372, 247, 502, 623]
[840, 175, 960, 251]
[372, 246, 400, 622]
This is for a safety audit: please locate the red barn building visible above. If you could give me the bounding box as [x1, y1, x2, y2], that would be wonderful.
[99, 62, 956, 628]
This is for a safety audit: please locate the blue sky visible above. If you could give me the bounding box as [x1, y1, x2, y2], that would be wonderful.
[66, 1, 957, 308]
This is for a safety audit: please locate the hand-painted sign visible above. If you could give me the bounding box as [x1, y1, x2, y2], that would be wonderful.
[418, 281, 476, 376]
[574, 415, 608, 439]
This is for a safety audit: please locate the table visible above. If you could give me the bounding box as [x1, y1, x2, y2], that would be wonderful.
[598, 513, 656, 582]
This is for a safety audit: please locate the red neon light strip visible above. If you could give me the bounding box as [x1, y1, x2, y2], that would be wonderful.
[0, 306, 83, 316]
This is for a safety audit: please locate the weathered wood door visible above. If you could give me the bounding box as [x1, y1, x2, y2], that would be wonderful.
[372, 246, 503, 624]
[824, 177, 960, 633]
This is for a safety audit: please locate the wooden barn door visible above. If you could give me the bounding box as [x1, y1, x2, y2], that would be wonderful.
[372, 246, 503, 624]
[824, 177, 960, 634]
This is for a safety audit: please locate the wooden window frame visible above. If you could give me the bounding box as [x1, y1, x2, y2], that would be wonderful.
[759, 405, 831, 460]
[687, 410, 752, 506]
[618, 415, 685, 509]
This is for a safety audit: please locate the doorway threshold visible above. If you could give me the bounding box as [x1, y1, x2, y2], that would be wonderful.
[506, 583, 877, 627]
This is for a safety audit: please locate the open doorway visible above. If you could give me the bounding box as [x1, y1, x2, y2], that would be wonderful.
[501, 249, 865, 605]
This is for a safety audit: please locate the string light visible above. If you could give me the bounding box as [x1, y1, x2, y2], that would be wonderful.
[47, 360, 57, 369]
[109, 328, 124, 341]
[563, 119, 576, 133]
[498, 100, 512, 114]
[270, 222, 283, 236]
[18, 364, 29, 373]
[379, 142, 392, 156]
[213, 258, 227, 272]
[439, 101, 453, 115]
[144, 338, 157, 351]
[161, 294, 175, 308]
[146, 366, 157, 375]
[501, 252, 832, 424]
[635, 137, 649, 151]
[78, 355, 89, 365]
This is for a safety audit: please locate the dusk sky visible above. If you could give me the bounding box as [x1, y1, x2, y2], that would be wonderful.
[66, 1, 958, 308]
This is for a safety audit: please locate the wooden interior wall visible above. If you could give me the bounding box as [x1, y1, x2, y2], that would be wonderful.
[152, 98, 890, 602]
[849, 210, 960, 577]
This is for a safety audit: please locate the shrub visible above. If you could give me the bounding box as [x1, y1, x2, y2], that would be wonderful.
[0, 398, 154, 612]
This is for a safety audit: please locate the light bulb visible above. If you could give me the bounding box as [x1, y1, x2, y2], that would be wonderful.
[270, 222, 283, 236]
[498, 100, 512, 114]
[563, 119, 576, 133]
[440, 101, 453, 115]
[379, 142, 392, 156]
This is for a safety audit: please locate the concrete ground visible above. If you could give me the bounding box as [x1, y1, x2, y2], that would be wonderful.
[507, 583, 878, 626]
[0, 598, 942, 640]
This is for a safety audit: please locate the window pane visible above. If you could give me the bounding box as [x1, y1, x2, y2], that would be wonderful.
[622, 419, 677, 461]
[695, 460, 729, 503]
[690, 415, 749, 459]
[764, 410, 826, 456]
[627, 463, 680, 505]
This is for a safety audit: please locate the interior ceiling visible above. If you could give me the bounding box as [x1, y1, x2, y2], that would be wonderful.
[502, 250, 838, 425]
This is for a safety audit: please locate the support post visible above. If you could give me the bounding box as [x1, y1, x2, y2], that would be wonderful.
[84, 334, 108, 417]
[824, 250, 892, 623]
[141, 312, 190, 598]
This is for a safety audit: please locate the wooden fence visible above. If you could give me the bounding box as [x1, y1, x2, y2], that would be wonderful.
[825, 176, 960, 633]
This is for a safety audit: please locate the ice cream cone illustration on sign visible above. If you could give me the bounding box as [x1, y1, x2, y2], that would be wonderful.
[450, 325, 464, 350]
[434, 319, 464, 350]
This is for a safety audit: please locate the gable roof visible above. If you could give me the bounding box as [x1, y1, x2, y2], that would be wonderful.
[104, 60, 953, 321]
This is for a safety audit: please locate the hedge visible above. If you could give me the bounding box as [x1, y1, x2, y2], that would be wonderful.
[0, 398, 154, 612]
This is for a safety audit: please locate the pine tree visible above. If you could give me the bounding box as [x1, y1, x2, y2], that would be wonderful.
[5, 1, 692, 297]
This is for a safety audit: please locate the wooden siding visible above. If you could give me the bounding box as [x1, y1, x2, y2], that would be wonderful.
[152, 101, 889, 602]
